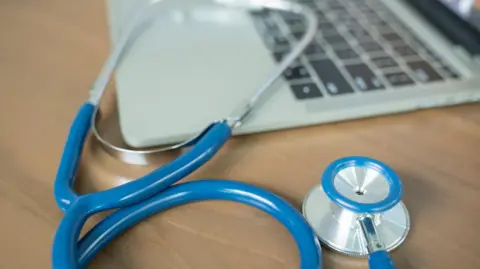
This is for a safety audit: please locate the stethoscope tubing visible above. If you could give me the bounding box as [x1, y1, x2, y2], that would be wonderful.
[54, 103, 95, 211]
[52, 1, 400, 268]
[54, 102, 230, 212]
[52, 2, 322, 267]
[52, 101, 322, 269]
[76, 180, 322, 268]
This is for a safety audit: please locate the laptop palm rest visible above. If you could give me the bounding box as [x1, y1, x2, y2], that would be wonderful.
[114, 4, 276, 147]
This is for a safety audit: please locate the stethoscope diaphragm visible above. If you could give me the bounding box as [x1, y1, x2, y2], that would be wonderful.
[302, 156, 410, 257]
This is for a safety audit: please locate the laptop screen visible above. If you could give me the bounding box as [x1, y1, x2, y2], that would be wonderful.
[438, 0, 480, 32]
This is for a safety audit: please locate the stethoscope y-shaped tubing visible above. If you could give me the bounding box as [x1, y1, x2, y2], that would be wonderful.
[52, 103, 322, 268]
[53, 103, 231, 267]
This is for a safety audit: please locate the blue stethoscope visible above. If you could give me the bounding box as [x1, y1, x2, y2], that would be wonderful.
[52, 1, 410, 268]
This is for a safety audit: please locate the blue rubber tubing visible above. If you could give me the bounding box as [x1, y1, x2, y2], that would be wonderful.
[52, 103, 322, 268]
[72, 180, 322, 268]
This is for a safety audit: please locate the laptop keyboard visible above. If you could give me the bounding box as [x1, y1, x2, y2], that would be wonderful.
[249, 0, 461, 100]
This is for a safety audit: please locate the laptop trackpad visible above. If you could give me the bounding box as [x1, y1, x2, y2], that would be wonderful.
[115, 4, 277, 147]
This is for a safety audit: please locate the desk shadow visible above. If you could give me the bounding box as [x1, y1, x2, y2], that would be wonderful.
[322, 248, 366, 269]
[320, 239, 415, 269]
[397, 170, 439, 227]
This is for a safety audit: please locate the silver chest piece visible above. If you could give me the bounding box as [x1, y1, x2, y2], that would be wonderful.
[302, 156, 410, 258]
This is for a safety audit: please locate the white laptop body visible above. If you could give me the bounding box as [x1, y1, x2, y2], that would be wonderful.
[106, 0, 480, 148]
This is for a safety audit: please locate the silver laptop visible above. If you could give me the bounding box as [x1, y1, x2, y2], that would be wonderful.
[106, 0, 480, 148]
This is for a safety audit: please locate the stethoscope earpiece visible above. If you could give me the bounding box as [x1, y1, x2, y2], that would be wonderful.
[303, 156, 410, 265]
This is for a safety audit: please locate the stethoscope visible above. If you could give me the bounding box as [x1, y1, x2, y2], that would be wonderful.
[51, 1, 410, 268]
[302, 156, 410, 269]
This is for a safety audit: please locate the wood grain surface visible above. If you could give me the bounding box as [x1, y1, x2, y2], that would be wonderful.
[1, 1, 479, 268]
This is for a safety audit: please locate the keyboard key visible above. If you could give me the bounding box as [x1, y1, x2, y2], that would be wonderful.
[291, 83, 323, 100]
[382, 33, 402, 42]
[393, 45, 419, 57]
[320, 27, 340, 37]
[376, 24, 395, 33]
[288, 21, 305, 32]
[292, 31, 305, 40]
[261, 18, 279, 31]
[359, 41, 383, 53]
[249, 10, 270, 24]
[265, 36, 290, 51]
[384, 71, 415, 87]
[406, 60, 443, 82]
[310, 59, 355, 95]
[335, 11, 354, 21]
[279, 10, 295, 18]
[315, 10, 326, 17]
[304, 43, 326, 56]
[345, 63, 385, 91]
[273, 51, 286, 62]
[288, 21, 306, 32]
[318, 22, 336, 31]
[315, 10, 330, 22]
[371, 56, 399, 69]
[334, 48, 359, 60]
[349, 27, 372, 40]
[331, 9, 350, 19]
[284, 65, 311, 81]
[387, 39, 409, 48]
[326, 1, 345, 9]
[344, 18, 360, 27]
[384, 14, 402, 24]
[250, 16, 283, 37]
[281, 10, 305, 24]
[284, 16, 304, 26]
[324, 34, 348, 45]
[365, 14, 384, 24]
[376, 19, 389, 27]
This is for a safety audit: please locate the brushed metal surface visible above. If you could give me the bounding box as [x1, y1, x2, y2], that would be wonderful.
[333, 166, 390, 204]
[302, 184, 410, 257]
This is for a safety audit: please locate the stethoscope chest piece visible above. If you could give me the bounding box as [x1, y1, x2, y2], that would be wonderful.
[302, 156, 410, 258]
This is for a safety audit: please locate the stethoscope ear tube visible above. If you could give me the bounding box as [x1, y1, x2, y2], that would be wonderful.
[85, 0, 318, 165]
[358, 216, 397, 269]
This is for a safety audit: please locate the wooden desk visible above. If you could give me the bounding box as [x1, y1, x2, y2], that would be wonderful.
[1, 1, 479, 268]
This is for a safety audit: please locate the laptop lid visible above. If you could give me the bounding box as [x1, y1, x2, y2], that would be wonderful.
[405, 0, 480, 56]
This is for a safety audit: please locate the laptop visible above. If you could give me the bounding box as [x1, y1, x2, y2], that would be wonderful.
[106, 0, 480, 148]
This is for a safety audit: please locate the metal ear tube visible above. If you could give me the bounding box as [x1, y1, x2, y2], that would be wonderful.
[302, 156, 410, 269]
[358, 215, 397, 269]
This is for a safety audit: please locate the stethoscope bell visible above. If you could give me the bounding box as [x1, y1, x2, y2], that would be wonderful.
[302, 156, 410, 262]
